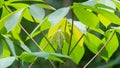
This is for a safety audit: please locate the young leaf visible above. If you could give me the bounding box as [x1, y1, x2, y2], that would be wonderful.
[0, 57, 15, 68]
[5, 9, 25, 33]
[29, 4, 45, 21]
[48, 7, 70, 26]
[73, 3, 99, 28]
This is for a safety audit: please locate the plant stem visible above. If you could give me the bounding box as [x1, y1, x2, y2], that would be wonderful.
[30, 15, 56, 52]
[69, 34, 84, 55]
[3, 4, 12, 13]
[69, 27, 89, 55]
[41, 31, 57, 52]
[19, 24, 43, 51]
[67, 10, 74, 55]
[83, 30, 116, 68]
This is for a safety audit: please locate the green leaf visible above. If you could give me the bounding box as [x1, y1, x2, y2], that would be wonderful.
[3, 35, 16, 57]
[9, 3, 28, 10]
[5, 9, 25, 33]
[93, 8, 120, 25]
[101, 30, 119, 61]
[85, 30, 119, 61]
[1, 7, 9, 18]
[29, 4, 45, 21]
[48, 7, 70, 26]
[73, 3, 99, 28]
[85, 32, 104, 55]
[0, 0, 4, 8]
[19, 52, 35, 62]
[70, 44, 84, 64]
[40, 37, 55, 53]
[0, 57, 15, 68]
[98, 14, 111, 27]
[70, 35, 84, 64]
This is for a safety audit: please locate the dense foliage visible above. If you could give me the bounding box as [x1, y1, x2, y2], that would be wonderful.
[1, 0, 120, 68]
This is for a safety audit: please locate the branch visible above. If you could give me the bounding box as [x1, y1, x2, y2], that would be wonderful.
[67, 10, 74, 55]
[83, 30, 116, 68]
[69, 34, 84, 55]
[19, 24, 43, 51]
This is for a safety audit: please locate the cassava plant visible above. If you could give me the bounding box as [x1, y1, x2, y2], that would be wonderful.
[0, 0, 120, 68]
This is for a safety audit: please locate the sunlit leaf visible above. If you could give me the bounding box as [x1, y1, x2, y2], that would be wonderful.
[19, 52, 35, 62]
[0, 57, 15, 68]
[70, 44, 84, 64]
[29, 4, 45, 21]
[48, 7, 69, 26]
[5, 8, 25, 33]
[73, 3, 99, 28]
[9, 3, 28, 10]
[93, 8, 120, 25]
[98, 14, 111, 27]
